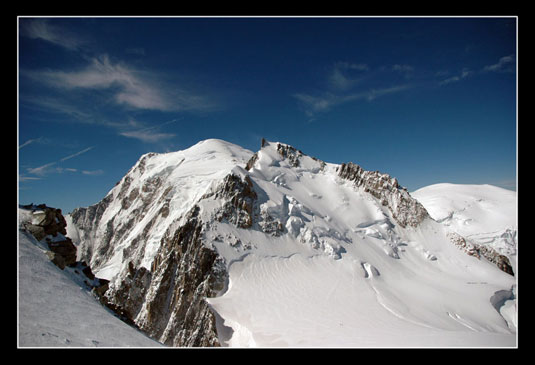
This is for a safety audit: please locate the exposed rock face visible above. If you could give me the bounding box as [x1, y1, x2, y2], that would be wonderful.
[20, 204, 67, 240]
[274, 142, 326, 171]
[447, 232, 514, 275]
[20, 204, 77, 269]
[276, 142, 303, 168]
[337, 162, 429, 228]
[447, 232, 480, 258]
[206, 173, 257, 229]
[45, 237, 77, 269]
[102, 205, 226, 347]
[68, 195, 114, 268]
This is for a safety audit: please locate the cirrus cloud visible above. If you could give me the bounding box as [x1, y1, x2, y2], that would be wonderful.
[20, 18, 87, 51]
[483, 54, 515, 73]
[25, 54, 214, 113]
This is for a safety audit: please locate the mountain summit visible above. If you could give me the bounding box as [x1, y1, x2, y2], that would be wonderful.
[65, 139, 516, 347]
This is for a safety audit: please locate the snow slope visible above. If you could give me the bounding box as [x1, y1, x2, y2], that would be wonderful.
[209, 252, 514, 347]
[18, 229, 163, 347]
[412, 183, 517, 273]
[204, 142, 517, 347]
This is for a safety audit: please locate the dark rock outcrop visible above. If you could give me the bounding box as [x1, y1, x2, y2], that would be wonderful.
[447, 232, 514, 275]
[45, 237, 77, 269]
[337, 162, 429, 228]
[103, 205, 226, 347]
[20, 204, 67, 240]
[207, 173, 257, 229]
[20, 204, 77, 269]
[276, 142, 303, 168]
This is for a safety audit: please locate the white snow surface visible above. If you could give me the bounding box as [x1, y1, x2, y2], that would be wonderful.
[53, 139, 517, 347]
[412, 183, 517, 273]
[18, 229, 163, 347]
[205, 142, 517, 347]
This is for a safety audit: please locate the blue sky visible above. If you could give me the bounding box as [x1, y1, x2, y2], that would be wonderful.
[18, 17, 517, 213]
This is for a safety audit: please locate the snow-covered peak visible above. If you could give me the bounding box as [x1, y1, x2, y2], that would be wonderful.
[67, 139, 254, 280]
[122, 138, 253, 190]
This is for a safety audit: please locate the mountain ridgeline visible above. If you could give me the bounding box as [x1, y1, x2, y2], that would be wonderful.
[65, 139, 516, 347]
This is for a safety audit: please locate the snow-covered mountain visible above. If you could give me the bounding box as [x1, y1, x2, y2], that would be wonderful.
[45, 138, 517, 347]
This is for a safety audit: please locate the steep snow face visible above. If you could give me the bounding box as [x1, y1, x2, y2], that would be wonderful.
[67, 139, 253, 281]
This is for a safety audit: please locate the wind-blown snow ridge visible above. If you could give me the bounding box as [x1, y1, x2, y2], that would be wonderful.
[63, 138, 516, 347]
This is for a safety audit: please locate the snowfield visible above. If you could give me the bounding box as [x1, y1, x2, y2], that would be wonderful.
[206, 220, 516, 347]
[209, 252, 515, 347]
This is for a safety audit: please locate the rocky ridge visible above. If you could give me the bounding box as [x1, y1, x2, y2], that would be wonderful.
[337, 162, 429, 228]
[447, 232, 514, 275]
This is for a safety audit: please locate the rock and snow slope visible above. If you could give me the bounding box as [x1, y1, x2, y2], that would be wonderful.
[60, 138, 516, 347]
[412, 183, 517, 274]
[18, 229, 163, 347]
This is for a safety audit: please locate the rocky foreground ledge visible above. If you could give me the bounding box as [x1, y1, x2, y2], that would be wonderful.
[18, 204, 110, 299]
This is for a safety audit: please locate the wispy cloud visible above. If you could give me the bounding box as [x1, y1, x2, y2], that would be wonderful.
[26, 162, 57, 176]
[438, 54, 515, 86]
[366, 85, 411, 101]
[482, 54, 515, 73]
[19, 137, 45, 149]
[295, 61, 415, 119]
[118, 118, 178, 143]
[23, 146, 97, 179]
[81, 169, 104, 176]
[294, 84, 410, 117]
[60, 146, 94, 162]
[19, 176, 42, 182]
[29, 54, 211, 113]
[119, 130, 176, 143]
[20, 18, 86, 51]
[328, 62, 370, 91]
[439, 68, 473, 86]
[391, 64, 415, 79]
[24, 164, 83, 177]
[20, 20, 218, 149]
